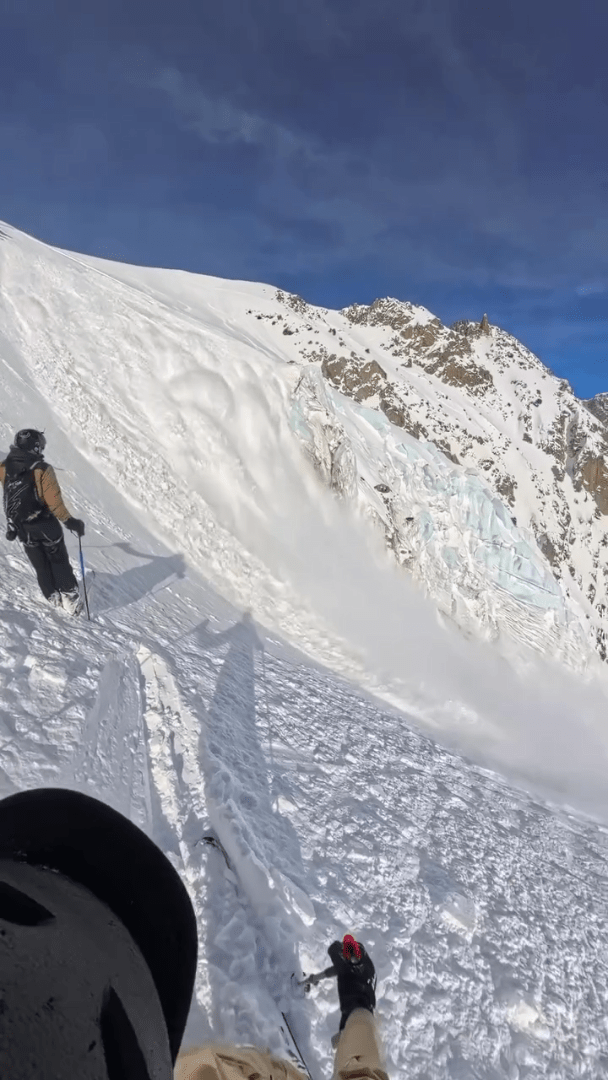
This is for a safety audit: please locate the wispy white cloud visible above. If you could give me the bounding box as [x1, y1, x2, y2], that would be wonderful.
[150, 70, 608, 294]
[62, 28, 608, 315]
[151, 67, 316, 159]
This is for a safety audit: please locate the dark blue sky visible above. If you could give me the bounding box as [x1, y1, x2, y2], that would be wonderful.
[1, 1, 607, 398]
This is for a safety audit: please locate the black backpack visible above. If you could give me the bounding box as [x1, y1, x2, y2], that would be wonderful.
[2, 456, 51, 530]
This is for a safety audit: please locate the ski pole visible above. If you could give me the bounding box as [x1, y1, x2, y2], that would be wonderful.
[78, 536, 91, 621]
[281, 1012, 314, 1080]
[294, 966, 337, 992]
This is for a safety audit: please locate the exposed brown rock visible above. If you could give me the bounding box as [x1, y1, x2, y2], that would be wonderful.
[540, 413, 567, 466]
[434, 440, 460, 465]
[319, 349, 430, 441]
[399, 323, 443, 349]
[450, 319, 484, 340]
[578, 457, 608, 515]
[379, 393, 426, 439]
[343, 297, 442, 336]
[321, 355, 387, 402]
[276, 289, 313, 317]
[536, 532, 560, 568]
[379, 395, 407, 427]
[425, 354, 494, 394]
[494, 474, 517, 505]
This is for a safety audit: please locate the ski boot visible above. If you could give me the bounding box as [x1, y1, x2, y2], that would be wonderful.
[61, 587, 83, 616]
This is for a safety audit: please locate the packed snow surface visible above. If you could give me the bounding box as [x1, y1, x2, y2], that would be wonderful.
[1, 222, 608, 1078]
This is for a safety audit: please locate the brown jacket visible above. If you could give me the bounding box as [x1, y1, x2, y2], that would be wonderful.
[0, 461, 71, 522]
[175, 1010, 389, 1080]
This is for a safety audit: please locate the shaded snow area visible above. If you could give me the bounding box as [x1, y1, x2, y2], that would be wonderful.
[1, 222, 608, 1077]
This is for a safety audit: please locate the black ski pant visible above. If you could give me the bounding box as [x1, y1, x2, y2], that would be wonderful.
[21, 518, 78, 599]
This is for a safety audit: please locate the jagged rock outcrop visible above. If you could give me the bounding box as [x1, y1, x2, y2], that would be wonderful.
[268, 288, 608, 660]
[424, 350, 494, 395]
[343, 296, 431, 333]
[321, 354, 387, 402]
[585, 393, 608, 430]
[578, 457, 608, 515]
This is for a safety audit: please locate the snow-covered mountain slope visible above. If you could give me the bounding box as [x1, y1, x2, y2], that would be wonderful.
[2, 221, 608, 1076]
[73, 246, 608, 666]
[1, 220, 608, 799]
[1, 225, 602, 671]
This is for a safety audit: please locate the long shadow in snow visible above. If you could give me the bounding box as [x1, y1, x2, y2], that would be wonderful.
[85, 543, 186, 613]
[192, 613, 314, 1062]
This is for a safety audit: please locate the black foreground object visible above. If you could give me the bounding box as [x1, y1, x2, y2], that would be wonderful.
[0, 787, 198, 1063]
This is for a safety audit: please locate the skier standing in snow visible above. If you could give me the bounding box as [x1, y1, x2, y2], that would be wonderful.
[0, 429, 85, 615]
[0, 785, 389, 1080]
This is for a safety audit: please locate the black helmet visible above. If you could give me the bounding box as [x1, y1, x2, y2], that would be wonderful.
[13, 429, 46, 455]
[0, 788, 198, 1078]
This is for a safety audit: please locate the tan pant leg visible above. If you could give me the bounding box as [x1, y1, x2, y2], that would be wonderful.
[175, 1043, 308, 1080]
[333, 1009, 389, 1080]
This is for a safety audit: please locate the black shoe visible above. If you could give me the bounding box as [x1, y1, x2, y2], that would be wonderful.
[328, 935, 376, 1030]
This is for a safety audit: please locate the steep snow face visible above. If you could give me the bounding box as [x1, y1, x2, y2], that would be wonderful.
[79, 261, 607, 665]
[1, 220, 608, 814]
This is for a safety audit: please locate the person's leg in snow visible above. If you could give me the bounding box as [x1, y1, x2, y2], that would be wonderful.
[176, 937, 389, 1080]
[334, 1008, 387, 1080]
[175, 1012, 388, 1080]
[22, 539, 58, 600]
[22, 520, 81, 613]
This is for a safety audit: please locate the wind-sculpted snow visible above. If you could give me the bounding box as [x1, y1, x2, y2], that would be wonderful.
[1, 221, 608, 1077]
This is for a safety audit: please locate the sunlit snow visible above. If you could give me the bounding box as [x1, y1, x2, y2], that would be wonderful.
[1, 222, 608, 1078]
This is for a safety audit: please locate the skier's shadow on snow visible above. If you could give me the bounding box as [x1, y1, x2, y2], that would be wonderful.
[87, 542, 186, 613]
[189, 612, 315, 1059]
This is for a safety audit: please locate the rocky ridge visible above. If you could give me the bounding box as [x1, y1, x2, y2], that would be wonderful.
[245, 291, 607, 661]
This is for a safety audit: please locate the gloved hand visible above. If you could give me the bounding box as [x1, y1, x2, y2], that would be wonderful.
[6, 524, 17, 542]
[328, 936, 376, 1029]
[65, 518, 85, 538]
